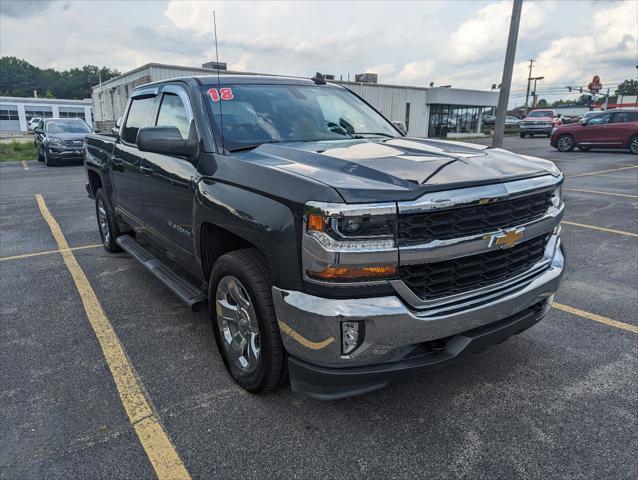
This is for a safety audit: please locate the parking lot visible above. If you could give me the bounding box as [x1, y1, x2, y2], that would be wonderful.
[1, 136, 636, 479]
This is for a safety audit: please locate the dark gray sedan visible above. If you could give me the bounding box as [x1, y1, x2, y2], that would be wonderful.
[34, 118, 94, 166]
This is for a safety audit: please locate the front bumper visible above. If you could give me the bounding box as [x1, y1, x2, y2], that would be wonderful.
[46, 147, 84, 162]
[520, 125, 553, 135]
[273, 240, 565, 398]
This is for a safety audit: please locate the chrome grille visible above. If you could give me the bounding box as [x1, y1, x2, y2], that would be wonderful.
[399, 234, 549, 300]
[62, 139, 84, 148]
[398, 190, 552, 246]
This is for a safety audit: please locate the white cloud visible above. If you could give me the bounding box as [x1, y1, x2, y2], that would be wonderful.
[512, 0, 638, 89]
[449, 1, 550, 64]
[389, 60, 436, 83]
[229, 53, 252, 71]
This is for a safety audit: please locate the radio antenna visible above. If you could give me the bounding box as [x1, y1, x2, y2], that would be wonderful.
[213, 10, 225, 152]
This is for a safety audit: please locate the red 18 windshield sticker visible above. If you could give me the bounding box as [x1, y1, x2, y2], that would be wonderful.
[207, 88, 234, 102]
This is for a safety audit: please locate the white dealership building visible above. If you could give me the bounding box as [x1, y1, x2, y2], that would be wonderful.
[0, 96, 93, 133]
[91, 62, 499, 138]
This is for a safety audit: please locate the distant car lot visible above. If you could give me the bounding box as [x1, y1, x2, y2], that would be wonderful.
[0, 136, 636, 479]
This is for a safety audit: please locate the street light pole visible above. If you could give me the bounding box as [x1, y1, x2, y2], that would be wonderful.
[524, 59, 535, 115]
[493, 0, 522, 148]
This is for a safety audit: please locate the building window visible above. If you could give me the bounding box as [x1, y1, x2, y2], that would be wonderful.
[25, 110, 53, 120]
[428, 104, 484, 138]
[59, 111, 86, 119]
[0, 109, 19, 120]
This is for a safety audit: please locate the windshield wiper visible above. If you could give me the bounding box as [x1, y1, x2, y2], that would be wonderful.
[351, 132, 396, 138]
[227, 141, 281, 153]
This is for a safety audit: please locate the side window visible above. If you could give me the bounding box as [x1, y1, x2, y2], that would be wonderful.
[156, 92, 191, 139]
[587, 113, 612, 126]
[612, 112, 638, 123]
[122, 96, 156, 144]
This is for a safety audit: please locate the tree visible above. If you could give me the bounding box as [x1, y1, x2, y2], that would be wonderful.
[615, 79, 638, 96]
[0, 57, 119, 99]
[536, 99, 548, 107]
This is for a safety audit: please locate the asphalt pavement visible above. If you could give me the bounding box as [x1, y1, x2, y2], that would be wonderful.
[1, 137, 636, 479]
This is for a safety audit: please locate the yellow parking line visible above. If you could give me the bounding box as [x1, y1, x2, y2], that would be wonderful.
[553, 303, 638, 334]
[569, 165, 638, 178]
[0, 244, 102, 262]
[35, 194, 191, 480]
[565, 188, 638, 199]
[561, 220, 638, 237]
[21, 160, 29, 171]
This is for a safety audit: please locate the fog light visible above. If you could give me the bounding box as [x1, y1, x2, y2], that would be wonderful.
[342, 321, 363, 355]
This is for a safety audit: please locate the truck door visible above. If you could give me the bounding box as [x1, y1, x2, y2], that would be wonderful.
[112, 88, 158, 229]
[139, 85, 199, 261]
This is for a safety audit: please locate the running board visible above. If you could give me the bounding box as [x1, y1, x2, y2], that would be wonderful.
[116, 235, 207, 311]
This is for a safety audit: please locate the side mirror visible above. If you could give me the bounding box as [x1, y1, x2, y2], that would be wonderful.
[137, 126, 197, 158]
[115, 116, 123, 128]
[579, 119, 587, 125]
[34, 127, 43, 134]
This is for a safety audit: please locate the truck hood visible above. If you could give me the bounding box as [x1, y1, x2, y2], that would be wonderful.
[242, 137, 560, 202]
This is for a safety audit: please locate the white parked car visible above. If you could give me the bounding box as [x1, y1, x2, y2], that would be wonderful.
[27, 117, 42, 131]
[505, 116, 520, 126]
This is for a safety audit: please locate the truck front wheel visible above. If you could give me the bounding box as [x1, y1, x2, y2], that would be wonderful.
[95, 189, 121, 253]
[210, 249, 287, 393]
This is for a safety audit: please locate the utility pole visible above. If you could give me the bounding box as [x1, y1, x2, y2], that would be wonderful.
[492, 0, 522, 148]
[524, 58, 535, 115]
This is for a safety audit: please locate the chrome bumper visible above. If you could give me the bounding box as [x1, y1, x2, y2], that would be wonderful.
[273, 236, 564, 368]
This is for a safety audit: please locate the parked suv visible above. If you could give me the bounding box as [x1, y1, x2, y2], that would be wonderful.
[520, 109, 560, 137]
[84, 75, 565, 398]
[551, 108, 638, 154]
[34, 118, 93, 166]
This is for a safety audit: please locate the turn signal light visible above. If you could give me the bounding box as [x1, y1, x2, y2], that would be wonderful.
[307, 265, 397, 281]
[306, 213, 326, 232]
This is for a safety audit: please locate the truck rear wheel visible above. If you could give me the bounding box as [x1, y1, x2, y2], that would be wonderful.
[95, 189, 122, 253]
[209, 249, 286, 393]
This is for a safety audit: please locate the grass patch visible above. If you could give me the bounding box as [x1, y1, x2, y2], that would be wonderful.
[0, 141, 36, 162]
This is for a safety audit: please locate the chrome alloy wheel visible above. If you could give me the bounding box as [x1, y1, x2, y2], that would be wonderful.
[215, 275, 261, 374]
[97, 198, 110, 246]
[557, 135, 574, 151]
[631, 136, 638, 154]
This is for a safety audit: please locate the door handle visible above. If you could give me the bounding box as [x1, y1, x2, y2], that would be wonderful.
[140, 165, 154, 176]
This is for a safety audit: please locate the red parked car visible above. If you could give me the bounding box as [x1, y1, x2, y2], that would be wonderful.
[551, 108, 638, 154]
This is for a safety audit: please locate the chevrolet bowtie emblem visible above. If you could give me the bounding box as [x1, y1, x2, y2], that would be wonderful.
[488, 227, 525, 248]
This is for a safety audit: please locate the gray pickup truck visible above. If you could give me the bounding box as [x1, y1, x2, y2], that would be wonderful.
[84, 74, 565, 399]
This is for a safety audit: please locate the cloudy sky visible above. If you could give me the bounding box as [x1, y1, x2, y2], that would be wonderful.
[1, 0, 636, 104]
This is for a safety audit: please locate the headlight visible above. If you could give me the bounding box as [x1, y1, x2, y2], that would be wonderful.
[305, 203, 396, 247]
[303, 202, 398, 283]
[550, 184, 563, 208]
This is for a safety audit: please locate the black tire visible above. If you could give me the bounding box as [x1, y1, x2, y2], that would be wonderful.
[209, 248, 286, 393]
[546, 133, 552, 138]
[519, 132, 526, 138]
[556, 134, 575, 152]
[630, 135, 638, 155]
[43, 149, 54, 167]
[95, 188, 121, 253]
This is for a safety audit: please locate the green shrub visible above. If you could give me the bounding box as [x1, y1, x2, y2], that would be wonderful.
[0, 141, 36, 162]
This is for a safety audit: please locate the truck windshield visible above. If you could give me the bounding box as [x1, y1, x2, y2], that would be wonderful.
[527, 111, 552, 118]
[202, 84, 399, 151]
